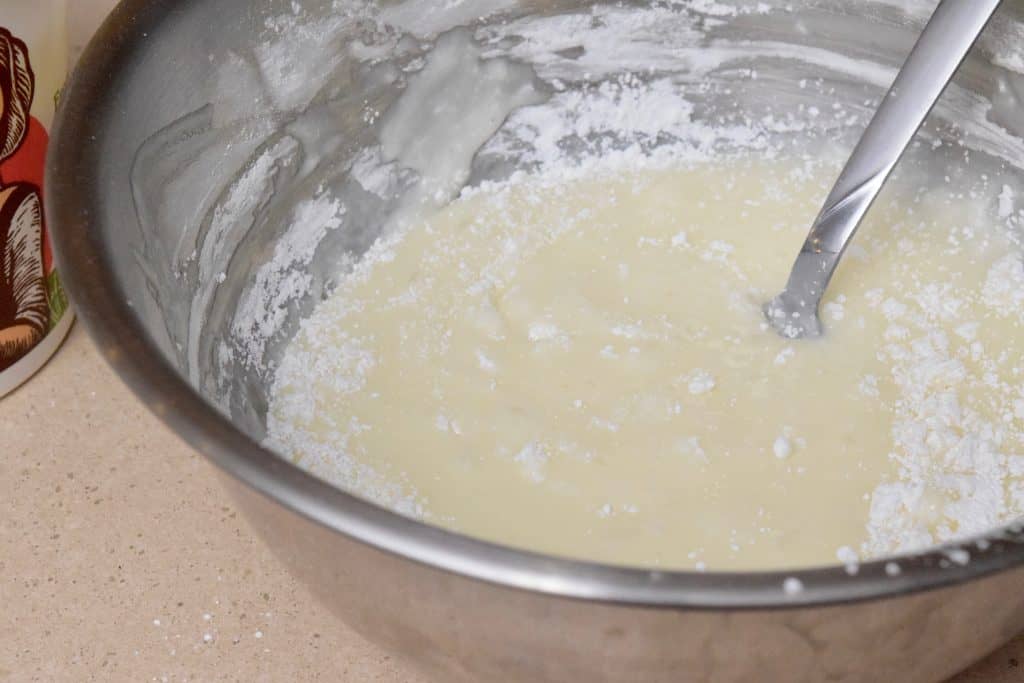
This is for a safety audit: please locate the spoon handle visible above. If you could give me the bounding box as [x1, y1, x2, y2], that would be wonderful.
[793, 0, 1002, 281]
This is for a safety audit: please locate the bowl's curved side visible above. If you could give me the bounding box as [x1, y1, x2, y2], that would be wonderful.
[227, 471, 1024, 682]
[43, 0, 1024, 623]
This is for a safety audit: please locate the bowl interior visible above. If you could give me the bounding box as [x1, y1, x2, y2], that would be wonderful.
[49, 0, 1024, 599]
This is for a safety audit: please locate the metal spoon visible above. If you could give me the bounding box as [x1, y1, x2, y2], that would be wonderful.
[764, 0, 1003, 339]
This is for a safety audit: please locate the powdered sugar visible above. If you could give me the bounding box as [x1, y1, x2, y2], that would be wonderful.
[687, 370, 717, 396]
[514, 442, 551, 483]
[982, 255, 1024, 316]
[861, 246, 1024, 558]
[232, 193, 346, 369]
[773, 436, 793, 460]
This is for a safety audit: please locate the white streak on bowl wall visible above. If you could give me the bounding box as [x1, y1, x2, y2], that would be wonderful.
[231, 193, 346, 370]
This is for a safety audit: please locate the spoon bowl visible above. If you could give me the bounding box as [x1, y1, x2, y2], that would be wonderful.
[766, 0, 1003, 339]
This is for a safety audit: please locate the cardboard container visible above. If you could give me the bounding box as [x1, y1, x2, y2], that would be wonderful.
[0, 1, 73, 397]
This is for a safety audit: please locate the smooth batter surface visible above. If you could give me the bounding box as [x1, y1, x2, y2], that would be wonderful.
[268, 159, 1024, 570]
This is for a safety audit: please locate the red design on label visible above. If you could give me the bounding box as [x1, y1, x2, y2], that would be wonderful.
[0, 25, 52, 371]
[0, 116, 49, 272]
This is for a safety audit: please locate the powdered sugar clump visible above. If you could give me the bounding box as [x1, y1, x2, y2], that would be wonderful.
[862, 252, 1024, 558]
[687, 370, 717, 396]
[981, 255, 1024, 315]
[515, 442, 551, 483]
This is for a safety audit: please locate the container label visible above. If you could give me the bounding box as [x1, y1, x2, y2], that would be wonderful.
[0, 26, 68, 375]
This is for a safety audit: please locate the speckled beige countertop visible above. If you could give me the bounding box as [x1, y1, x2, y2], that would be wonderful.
[0, 327, 423, 682]
[1, 327, 1023, 682]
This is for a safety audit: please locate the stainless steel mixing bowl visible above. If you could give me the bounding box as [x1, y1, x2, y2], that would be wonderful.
[48, 0, 1024, 680]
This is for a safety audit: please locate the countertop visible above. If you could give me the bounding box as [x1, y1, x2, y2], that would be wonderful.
[1, 326, 423, 682]
[1, 326, 1023, 681]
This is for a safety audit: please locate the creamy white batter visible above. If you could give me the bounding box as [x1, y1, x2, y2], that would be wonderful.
[267, 158, 1024, 570]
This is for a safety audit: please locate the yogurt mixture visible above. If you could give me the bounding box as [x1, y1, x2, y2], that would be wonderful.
[267, 157, 1024, 570]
